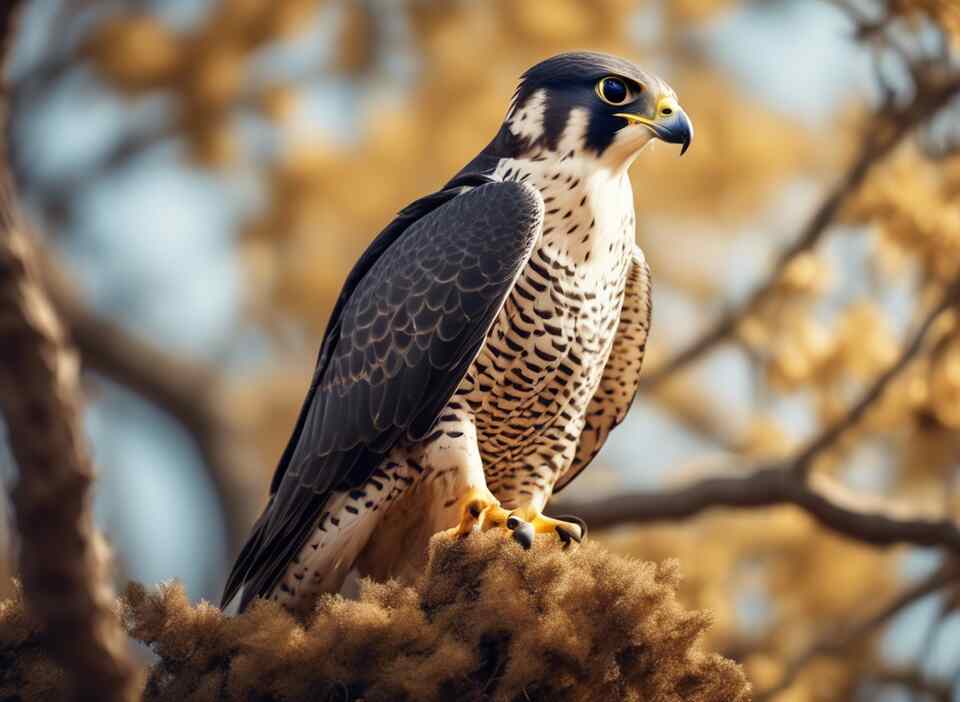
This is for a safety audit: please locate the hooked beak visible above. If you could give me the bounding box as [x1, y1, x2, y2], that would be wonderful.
[614, 96, 694, 155]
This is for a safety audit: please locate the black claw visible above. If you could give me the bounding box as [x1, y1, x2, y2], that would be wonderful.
[554, 514, 587, 542]
[512, 521, 535, 550]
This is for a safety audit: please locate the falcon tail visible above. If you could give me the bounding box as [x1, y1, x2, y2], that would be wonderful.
[270, 491, 385, 616]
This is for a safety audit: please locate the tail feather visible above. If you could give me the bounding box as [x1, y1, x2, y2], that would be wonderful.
[269, 492, 385, 616]
[222, 491, 387, 615]
[220, 502, 271, 610]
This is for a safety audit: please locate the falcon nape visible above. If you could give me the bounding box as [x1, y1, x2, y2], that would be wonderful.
[223, 51, 692, 617]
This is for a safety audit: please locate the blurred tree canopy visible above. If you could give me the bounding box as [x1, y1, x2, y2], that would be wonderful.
[2, 0, 960, 700]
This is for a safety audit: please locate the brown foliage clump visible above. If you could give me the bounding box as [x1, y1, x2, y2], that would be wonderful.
[1, 533, 748, 702]
[130, 531, 747, 702]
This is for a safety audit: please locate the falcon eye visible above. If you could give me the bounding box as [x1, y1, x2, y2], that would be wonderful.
[596, 77, 630, 106]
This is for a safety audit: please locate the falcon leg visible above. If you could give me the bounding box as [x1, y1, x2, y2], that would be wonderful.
[445, 485, 513, 537]
[418, 402, 516, 540]
[492, 439, 587, 549]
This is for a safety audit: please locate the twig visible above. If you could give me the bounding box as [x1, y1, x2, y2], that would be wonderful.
[791, 277, 960, 478]
[754, 561, 960, 701]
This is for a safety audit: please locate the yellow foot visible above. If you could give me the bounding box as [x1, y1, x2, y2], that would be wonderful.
[508, 508, 587, 550]
[445, 487, 513, 537]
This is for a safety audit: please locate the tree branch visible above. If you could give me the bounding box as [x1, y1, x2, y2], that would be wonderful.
[0, 4, 138, 700]
[2, 0, 263, 564]
[0, 172, 138, 702]
[790, 276, 960, 478]
[564, 464, 960, 552]
[866, 666, 954, 702]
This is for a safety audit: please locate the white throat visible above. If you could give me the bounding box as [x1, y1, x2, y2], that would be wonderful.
[494, 152, 634, 275]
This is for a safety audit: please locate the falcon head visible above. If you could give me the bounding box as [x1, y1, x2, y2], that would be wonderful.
[504, 51, 693, 168]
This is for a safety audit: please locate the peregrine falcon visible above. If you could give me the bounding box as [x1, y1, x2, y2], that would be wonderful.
[222, 52, 692, 616]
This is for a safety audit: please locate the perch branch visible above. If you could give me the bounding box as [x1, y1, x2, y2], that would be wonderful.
[638, 56, 960, 390]
[562, 278, 960, 553]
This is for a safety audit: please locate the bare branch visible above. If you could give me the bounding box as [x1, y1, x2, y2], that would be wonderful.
[754, 561, 960, 701]
[1, 2, 261, 560]
[563, 463, 960, 552]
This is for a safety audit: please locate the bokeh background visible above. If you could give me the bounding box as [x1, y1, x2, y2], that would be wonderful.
[3, 0, 960, 699]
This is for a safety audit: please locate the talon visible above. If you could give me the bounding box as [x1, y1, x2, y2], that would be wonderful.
[555, 524, 579, 547]
[441, 490, 587, 550]
[554, 514, 588, 542]
[512, 521, 535, 550]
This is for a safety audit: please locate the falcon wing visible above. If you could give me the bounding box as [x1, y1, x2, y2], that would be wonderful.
[223, 180, 544, 609]
[554, 246, 651, 492]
